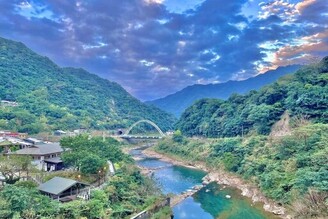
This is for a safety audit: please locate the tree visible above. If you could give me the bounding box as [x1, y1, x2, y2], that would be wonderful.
[0, 197, 12, 219]
[222, 152, 239, 172]
[80, 154, 106, 175]
[0, 155, 21, 184]
[172, 130, 183, 143]
[0, 155, 34, 183]
[0, 185, 33, 212]
[60, 135, 129, 173]
[83, 199, 106, 219]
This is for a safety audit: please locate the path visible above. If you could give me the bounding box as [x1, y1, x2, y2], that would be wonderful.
[92, 160, 115, 189]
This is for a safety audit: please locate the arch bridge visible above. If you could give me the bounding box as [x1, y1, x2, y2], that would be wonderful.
[121, 119, 165, 139]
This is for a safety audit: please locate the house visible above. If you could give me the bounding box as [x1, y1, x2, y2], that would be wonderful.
[12, 142, 64, 170]
[0, 137, 33, 153]
[24, 137, 43, 145]
[43, 157, 64, 171]
[54, 130, 67, 136]
[5, 136, 33, 149]
[38, 177, 90, 202]
[0, 140, 12, 153]
[0, 131, 27, 139]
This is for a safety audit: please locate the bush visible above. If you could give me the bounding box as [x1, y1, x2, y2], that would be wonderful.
[14, 180, 38, 189]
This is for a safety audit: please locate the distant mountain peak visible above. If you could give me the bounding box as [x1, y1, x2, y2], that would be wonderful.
[146, 64, 302, 117]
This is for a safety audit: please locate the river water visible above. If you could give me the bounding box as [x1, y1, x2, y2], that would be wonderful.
[131, 148, 279, 219]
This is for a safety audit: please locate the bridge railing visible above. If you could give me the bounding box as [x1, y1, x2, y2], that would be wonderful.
[124, 120, 166, 137]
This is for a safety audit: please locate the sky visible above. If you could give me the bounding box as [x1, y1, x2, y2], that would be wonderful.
[0, 0, 327, 100]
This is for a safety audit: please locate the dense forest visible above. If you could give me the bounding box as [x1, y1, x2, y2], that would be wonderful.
[176, 57, 328, 137]
[156, 123, 328, 218]
[154, 57, 328, 218]
[0, 37, 176, 134]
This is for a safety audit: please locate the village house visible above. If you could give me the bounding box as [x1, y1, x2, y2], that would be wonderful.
[24, 137, 43, 145]
[38, 177, 90, 202]
[0, 136, 33, 153]
[0, 130, 27, 139]
[12, 142, 64, 171]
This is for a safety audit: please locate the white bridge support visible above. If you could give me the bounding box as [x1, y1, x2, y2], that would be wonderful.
[124, 119, 165, 137]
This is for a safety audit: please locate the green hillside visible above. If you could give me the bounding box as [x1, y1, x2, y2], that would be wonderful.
[157, 58, 328, 218]
[147, 65, 301, 117]
[176, 57, 328, 137]
[0, 37, 176, 133]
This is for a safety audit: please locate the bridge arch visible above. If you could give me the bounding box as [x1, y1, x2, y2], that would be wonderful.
[124, 120, 165, 137]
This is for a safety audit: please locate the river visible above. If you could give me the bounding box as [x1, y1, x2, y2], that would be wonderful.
[130, 148, 280, 219]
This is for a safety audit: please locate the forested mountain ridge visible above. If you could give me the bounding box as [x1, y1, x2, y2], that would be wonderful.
[157, 57, 328, 218]
[0, 37, 176, 133]
[147, 65, 301, 117]
[176, 57, 328, 137]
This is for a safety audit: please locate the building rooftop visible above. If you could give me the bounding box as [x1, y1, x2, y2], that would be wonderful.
[38, 177, 87, 195]
[44, 157, 63, 164]
[24, 137, 43, 144]
[0, 140, 13, 147]
[14, 143, 63, 155]
[2, 137, 33, 146]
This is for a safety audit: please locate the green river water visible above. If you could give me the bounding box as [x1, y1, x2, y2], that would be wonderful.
[132, 149, 280, 219]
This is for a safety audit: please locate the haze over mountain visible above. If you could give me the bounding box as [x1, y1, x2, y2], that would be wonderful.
[147, 65, 301, 117]
[0, 37, 176, 133]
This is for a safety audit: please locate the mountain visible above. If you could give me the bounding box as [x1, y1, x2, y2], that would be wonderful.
[164, 58, 328, 218]
[0, 37, 176, 134]
[147, 65, 302, 117]
[176, 57, 328, 137]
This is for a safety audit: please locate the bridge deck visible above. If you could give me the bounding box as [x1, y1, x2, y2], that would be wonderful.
[121, 135, 163, 139]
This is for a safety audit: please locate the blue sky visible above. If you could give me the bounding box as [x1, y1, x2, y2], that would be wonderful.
[0, 0, 327, 100]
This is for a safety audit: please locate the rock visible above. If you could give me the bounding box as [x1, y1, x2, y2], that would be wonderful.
[263, 204, 285, 215]
[193, 185, 203, 190]
[272, 207, 285, 215]
[263, 204, 271, 211]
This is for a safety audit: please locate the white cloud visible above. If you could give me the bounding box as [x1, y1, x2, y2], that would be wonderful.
[144, 0, 164, 5]
[140, 59, 155, 67]
[152, 65, 170, 72]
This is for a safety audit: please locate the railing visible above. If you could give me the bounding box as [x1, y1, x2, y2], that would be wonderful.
[57, 187, 90, 201]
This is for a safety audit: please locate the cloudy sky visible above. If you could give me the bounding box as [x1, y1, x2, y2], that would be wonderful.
[0, 0, 327, 100]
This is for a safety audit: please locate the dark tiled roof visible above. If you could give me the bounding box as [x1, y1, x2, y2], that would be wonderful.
[44, 157, 63, 164]
[14, 143, 63, 155]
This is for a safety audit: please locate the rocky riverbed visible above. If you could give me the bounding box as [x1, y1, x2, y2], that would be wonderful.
[143, 148, 291, 219]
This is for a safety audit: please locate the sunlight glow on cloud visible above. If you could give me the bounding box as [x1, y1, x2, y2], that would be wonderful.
[1, 0, 327, 100]
[295, 0, 316, 13]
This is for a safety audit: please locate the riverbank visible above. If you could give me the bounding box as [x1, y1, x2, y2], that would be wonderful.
[143, 148, 291, 219]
